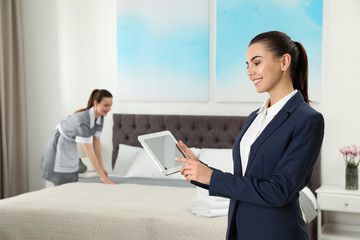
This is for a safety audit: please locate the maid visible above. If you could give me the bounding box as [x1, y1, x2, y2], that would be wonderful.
[41, 89, 115, 185]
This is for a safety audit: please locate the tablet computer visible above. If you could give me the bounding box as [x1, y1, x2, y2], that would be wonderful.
[137, 130, 188, 176]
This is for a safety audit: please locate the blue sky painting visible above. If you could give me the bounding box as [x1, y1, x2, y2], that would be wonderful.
[216, 0, 323, 102]
[117, 0, 209, 101]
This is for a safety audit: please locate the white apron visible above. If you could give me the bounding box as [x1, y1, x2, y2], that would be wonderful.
[54, 124, 79, 173]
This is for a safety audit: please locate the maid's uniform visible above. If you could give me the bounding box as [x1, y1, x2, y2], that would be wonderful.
[41, 107, 104, 185]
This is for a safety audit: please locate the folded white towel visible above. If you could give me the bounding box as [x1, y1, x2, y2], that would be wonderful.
[192, 197, 230, 210]
[191, 187, 230, 217]
[192, 206, 229, 218]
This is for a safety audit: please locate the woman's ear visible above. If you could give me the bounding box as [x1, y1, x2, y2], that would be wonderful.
[281, 53, 291, 71]
[93, 100, 99, 107]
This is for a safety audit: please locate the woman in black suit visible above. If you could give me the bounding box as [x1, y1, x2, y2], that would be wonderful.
[177, 31, 324, 240]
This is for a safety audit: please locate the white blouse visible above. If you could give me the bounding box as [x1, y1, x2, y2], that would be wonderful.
[239, 90, 298, 175]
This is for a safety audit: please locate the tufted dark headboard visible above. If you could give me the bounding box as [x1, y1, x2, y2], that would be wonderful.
[112, 114, 248, 168]
[111, 113, 320, 192]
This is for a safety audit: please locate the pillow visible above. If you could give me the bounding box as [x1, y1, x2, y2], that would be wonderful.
[198, 148, 233, 173]
[126, 147, 200, 180]
[111, 144, 142, 177]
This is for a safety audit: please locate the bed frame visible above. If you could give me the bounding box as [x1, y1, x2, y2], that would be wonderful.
[112, 113, 320, 239]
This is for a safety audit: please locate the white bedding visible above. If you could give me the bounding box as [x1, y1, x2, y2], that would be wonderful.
[0, 182, 227, 240]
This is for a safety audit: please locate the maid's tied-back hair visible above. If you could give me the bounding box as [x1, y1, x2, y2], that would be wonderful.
[75, 89, 112, 113]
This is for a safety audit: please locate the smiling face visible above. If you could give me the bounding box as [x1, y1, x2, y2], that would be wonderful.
[94, 97, 112, 117]
[246, 42, 284, 95]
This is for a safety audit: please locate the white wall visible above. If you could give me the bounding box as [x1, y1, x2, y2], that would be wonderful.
[320, 0, 360, 186]
[21, 0, 360, 191]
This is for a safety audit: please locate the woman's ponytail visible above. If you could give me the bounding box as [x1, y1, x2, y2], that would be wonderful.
[292, 41, 309, 104]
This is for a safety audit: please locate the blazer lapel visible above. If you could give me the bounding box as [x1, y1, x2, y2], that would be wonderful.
[245, 92, 304, 174]
[236, 111, 257, 145]
[233, 111, 258, 175]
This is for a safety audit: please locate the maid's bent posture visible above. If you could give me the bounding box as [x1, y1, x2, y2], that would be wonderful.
[177, 31, 324, 240]
[41, 89, 115, 186]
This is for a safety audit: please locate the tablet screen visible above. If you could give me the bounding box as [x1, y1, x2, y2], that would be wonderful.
[143, 135, 186, 170]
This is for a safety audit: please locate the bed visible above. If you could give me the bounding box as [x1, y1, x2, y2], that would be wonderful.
[0, 114, 320, 240]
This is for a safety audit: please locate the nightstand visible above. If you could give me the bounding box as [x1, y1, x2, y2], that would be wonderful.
[316, 185, 360, 240]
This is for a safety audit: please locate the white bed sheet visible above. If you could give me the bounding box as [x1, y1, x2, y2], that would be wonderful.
[0, 182, 227, 240]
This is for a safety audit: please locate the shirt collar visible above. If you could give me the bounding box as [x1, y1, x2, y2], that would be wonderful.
[257, 98, 270, 114]
[89, 107, 101, 128]
[257, 90, 298, 116]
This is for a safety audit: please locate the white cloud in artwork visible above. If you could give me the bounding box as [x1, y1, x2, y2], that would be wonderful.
[118, 0, 208, 36]
[118, 64, 208, 101]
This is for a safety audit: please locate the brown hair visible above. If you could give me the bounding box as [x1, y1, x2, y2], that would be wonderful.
[75, 89, 113, 113]
[249, 31, 310, 104]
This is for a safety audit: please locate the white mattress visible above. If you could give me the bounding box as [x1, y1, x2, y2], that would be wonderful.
[0, 181, 227, 240]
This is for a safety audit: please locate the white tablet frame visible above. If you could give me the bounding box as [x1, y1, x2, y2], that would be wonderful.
[137, 130, 188, 176]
